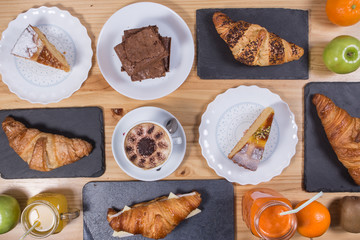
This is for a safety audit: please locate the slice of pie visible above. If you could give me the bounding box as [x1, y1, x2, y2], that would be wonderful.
[228, 107, 274, 171]
[11, 25, 70, 72]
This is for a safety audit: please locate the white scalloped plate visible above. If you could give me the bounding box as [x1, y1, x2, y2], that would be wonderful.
[199, 85, 298, 185]
[0, 6, 92, 104]
[97, 2, 194, 100]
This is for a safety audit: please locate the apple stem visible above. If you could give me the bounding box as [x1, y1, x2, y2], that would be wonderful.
[352, 4, 356, 9]
[348, 52, 354, 57]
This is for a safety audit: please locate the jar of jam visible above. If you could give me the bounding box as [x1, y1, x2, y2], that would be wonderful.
[242, 188, 297, 240]
[21, 193, 79, 238]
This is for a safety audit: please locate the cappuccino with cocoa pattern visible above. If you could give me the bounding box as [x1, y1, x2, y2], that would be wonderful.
[124, 122, 172, 169]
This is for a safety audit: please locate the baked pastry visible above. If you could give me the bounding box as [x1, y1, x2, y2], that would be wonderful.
[212, 12, 304, 66]
[228, 107, 274, 171]
[107, 191, 202, 239]
[2, 116, 92, 172]
[312, 94, 360, 185]
[11, 25, 70, 72]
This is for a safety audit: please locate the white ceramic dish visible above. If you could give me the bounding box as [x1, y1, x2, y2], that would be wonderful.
[112, 106, 186, 181]
[199, 85, 298, 185]
[0, 6, 92, 104]
[97, 2, 194, 100]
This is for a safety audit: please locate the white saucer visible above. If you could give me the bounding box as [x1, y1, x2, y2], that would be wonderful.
[199, 85, 298, 185]
[112, 107, 186, 181]
[0, 6, 92, 104]
[97, 2, 194, 100]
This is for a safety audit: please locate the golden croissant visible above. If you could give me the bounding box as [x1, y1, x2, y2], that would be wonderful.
[212, 12, 304, 66]
[2, 116, 92, 172]
[107, 191, 202, 239]
[312, 94, 360, 185]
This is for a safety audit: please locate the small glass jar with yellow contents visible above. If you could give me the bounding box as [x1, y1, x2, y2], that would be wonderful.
[21, 193, 80, 238]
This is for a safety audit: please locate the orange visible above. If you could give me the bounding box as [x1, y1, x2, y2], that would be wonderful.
[295, 200, 331, 238]
[326, 0, 360, 26]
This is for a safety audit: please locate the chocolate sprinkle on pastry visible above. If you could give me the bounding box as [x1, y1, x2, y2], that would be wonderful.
[212, 12, 304, 66]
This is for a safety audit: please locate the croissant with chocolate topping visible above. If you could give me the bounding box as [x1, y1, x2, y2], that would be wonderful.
[212, 12, 304, 66]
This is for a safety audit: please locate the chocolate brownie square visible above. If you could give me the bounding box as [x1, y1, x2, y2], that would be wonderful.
[130, 60, 166, 81]
[120, 35, 171, 74]
[114, 27, 168, 76]
[116, 26, 171, 81]
[123, 26, 171, 73]
[161, 36, 171, 72]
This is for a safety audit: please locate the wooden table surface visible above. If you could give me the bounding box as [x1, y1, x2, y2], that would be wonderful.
[1, 0, 360, 239]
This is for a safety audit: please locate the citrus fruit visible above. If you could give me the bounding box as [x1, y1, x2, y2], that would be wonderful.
[326, 0, 360, 26]
[295, 200, 331, 238]
[0, 194, 21, 234]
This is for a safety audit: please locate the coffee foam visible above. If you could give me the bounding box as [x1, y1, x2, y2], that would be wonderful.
[124, 122, 171, 169]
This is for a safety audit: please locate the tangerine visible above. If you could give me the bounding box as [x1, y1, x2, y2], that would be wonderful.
[295, 200, 331, 238]
[326, 0, 360, 26]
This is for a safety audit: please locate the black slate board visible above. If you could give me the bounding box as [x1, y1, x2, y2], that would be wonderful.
[83, 180, 234, 240]
[304, 82, 360, 192]
[196, 8, 309, 79]
[0, 107, 105, 179]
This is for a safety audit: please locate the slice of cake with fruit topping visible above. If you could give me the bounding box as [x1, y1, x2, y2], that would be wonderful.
[228, 107, 274, 171]
[11, 25, 70, 72]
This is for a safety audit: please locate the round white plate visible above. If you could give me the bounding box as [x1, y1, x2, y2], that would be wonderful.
[112, 106, 186, 181]
[0, 6, 92, 104]
[199, 85, 298, 185]
[97, 2, 194, 100]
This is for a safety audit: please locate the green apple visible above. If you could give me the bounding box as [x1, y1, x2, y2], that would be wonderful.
[0, 194, 21, 234]
[323, 35, 360, 74]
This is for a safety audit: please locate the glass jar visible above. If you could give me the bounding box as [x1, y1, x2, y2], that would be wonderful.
[21, 193, 79, 238]
[242, 188, 297, 240]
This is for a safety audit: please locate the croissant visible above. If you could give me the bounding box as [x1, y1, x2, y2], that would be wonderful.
[2, 116, 92, 172]
[212, 12, 304, 66]
[107, 191, 202, 239]
[312, 94, 360, 185]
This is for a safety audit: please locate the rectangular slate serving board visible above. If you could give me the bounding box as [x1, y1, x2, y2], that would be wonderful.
[83, 180, 234, 240]
[304, 82, 360, 192]
[196, 8, 309, 79]
[0, 107, 105, 179]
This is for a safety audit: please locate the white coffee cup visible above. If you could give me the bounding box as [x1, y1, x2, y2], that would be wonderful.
[122, 121, 181, 170]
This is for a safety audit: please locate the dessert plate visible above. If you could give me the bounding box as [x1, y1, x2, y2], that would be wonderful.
[97, 2, 194, 100]
[199, 85, 298, 185]
[0, 6, 92, 104]
[112, 106, 186, 181]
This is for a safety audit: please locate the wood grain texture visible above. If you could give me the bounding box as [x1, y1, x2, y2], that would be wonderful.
[1, 0, 360, 239]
